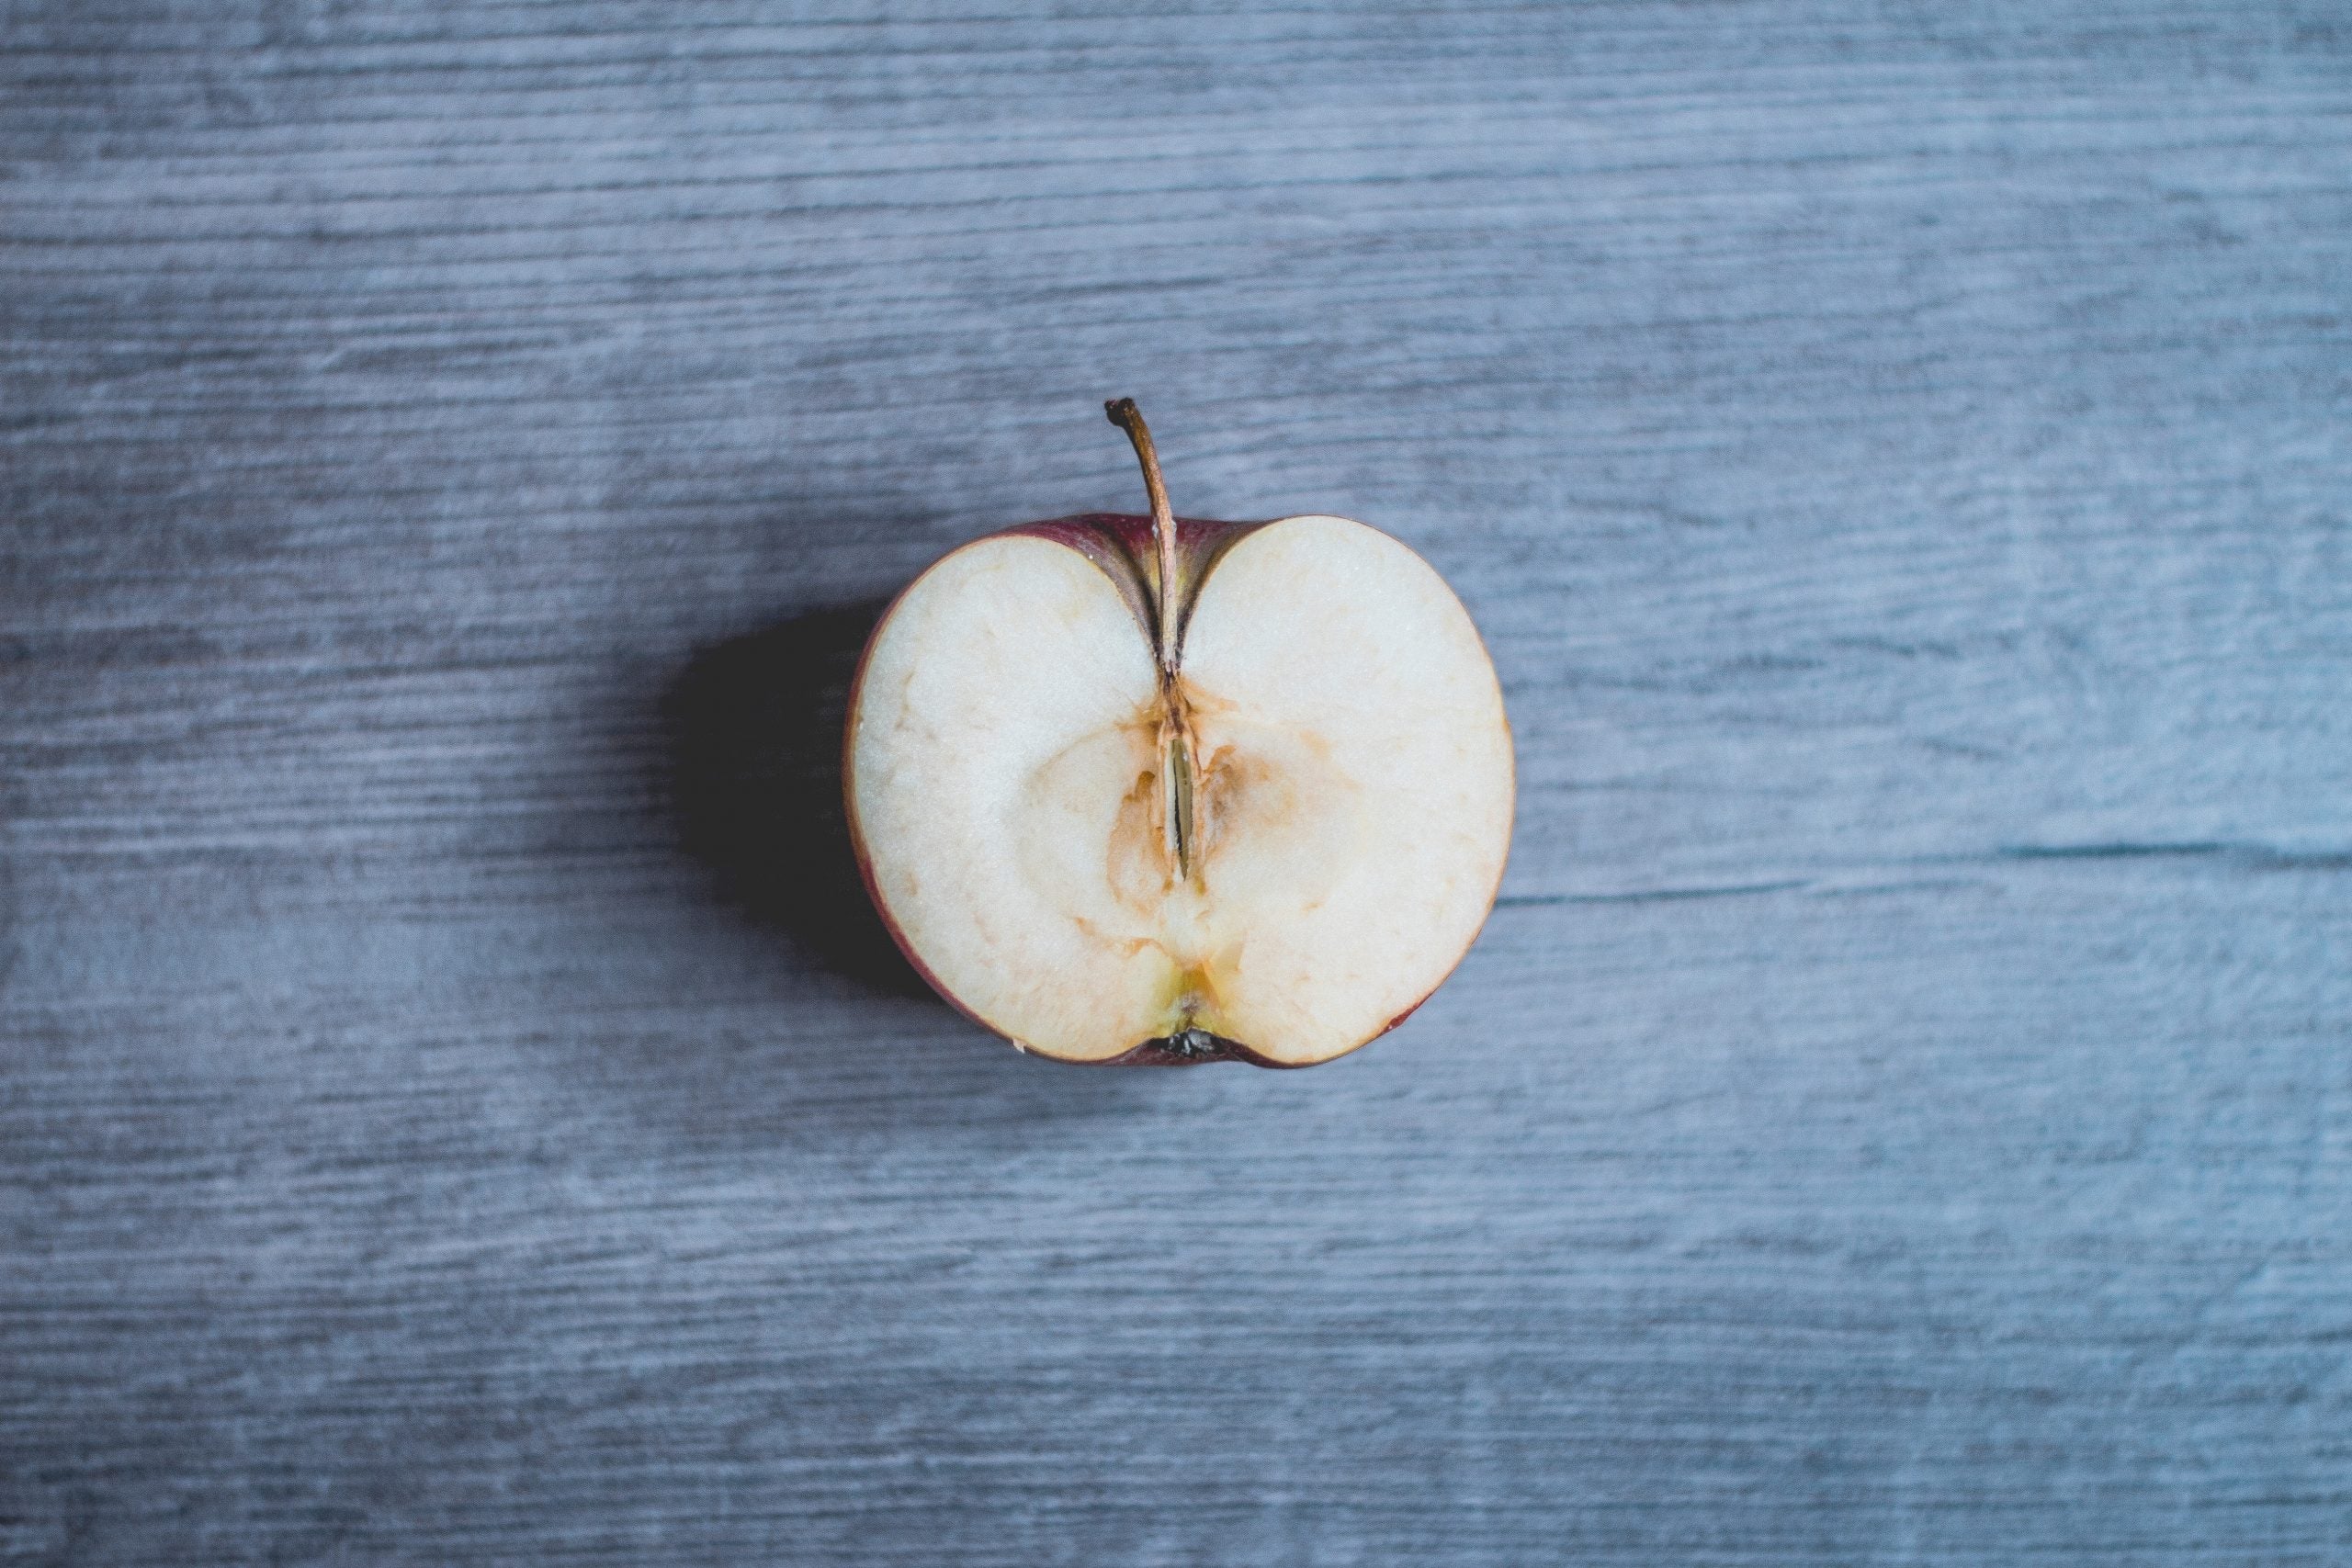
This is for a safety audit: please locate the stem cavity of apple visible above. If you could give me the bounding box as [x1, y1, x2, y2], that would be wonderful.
[1106, 398, 1201, 883]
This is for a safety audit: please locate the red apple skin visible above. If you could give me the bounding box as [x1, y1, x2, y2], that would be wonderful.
[842, 513, 1511, 1068]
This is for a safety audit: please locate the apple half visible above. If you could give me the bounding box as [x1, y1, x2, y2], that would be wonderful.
[844, 401, 1513, 1066]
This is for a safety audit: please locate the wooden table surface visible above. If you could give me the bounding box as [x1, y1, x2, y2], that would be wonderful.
[6, 2, 2349, 1562]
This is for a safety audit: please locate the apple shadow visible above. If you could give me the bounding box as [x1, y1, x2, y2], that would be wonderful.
[661, 598, 939, 1004]
[639, 595, 1245, 1156]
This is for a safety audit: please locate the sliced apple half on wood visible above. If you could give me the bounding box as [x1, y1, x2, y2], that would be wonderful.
[845, 400, 1514, 1066]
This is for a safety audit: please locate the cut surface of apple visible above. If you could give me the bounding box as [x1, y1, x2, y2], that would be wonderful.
[845, 403, 1513, 1066]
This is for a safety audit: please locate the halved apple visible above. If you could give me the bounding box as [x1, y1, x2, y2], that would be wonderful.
[844, 400, 1513, 1066]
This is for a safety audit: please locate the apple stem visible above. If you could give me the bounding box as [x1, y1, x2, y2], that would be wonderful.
[1106, 398, 1199, 881]
[1104, 398, 1181, 675]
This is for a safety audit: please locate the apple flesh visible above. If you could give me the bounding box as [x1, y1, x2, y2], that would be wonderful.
[845, 401, 1513, 1066]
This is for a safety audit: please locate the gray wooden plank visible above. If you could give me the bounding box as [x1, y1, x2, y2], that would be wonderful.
[4, 0, 2349, 1562]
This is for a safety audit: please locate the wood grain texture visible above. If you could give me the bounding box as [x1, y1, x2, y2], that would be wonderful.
[5, 1, 2350, 1562]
